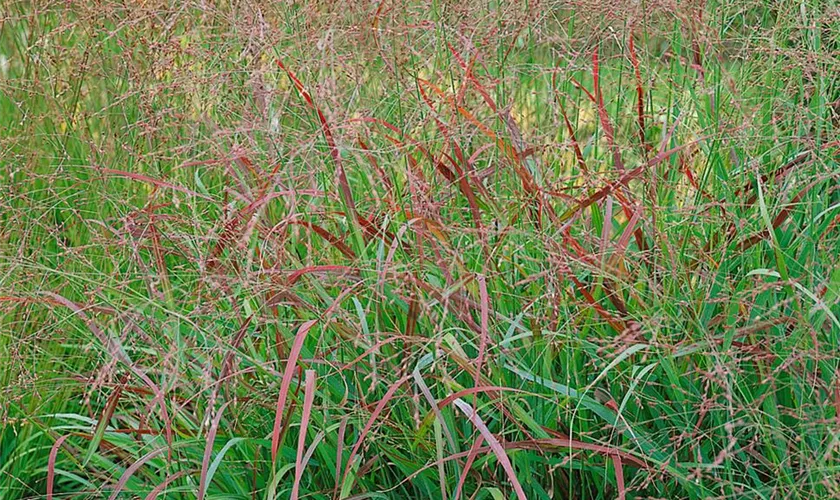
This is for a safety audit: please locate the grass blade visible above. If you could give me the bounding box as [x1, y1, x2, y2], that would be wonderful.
[473, 274, 490, 389]
[592, 44, 624, 172]
[341, 375, 411, 489]
[627, 34, 650, 152]
[277, 60, 357, 219]
[108, 447, 167, 500]
[452, 398, 527, 500]
[271, 319, 319, 462]
[83, 378, 125, 466]
[453, 435, 485, 500]
[47, 435, 69, 500]
[44, 293, 173, 454]
[198, 401, 230, 500]
[144, 471, 188, 500]
[292, 370, 317, 500]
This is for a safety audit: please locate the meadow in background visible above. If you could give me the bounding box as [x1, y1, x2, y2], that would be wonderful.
[1, 0, 839, 498]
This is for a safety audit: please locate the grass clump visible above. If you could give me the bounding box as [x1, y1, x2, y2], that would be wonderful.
[1, 0, 839, 498]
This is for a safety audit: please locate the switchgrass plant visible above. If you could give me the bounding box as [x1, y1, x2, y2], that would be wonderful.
[1, 0, 839, 498]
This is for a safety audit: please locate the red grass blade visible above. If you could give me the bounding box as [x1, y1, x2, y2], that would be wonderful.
[341, 375, 411, 488]
[342, 335, 410, 371]
[473, 274, 490, 390]
[355, 213, 400, 245]
[552, 87, 588, 175]
[453, 435, 485, 500]
[371, 0, 387, 30]
[592, 45, 625, 172]
[198, 401, 230, 500]
[84, 377, 126, 465]
[108, 447, 167, 500]
[405, 296, 420, 337]
[416, 79, 483, 229]
[47, 435, 69, 500]
[559, 129, 700, 222]
[96, 167, 213, 200]
[277, 60, 357, 219]
[430, 48, 553, 224]
[349, 116, 473, 205]
[834, 369, 840, 428]
[569, 276, 627, 333]
[437, 386, 526, 411]
[145, 471, 188, 500]
[413, 369, 457, 455]
[146, 223, 173, 303]
[615, 204, 643, 257]
[452, 398, 527, 500]
[287, 219, 357, 259]
[292, 370, 317, 500]
[415, 78, 538, 201]
[334, 417, 348, 500]
[44, 293, 173, 454]
[612, 454, 626, 500]
[410, 437, 648, 486]
[287, 265, 358, 286]
[733, 151, 810, 206]
[447, 42, 493, 112]
[737, 177, 829, 251]
[627, 34, 650, 152]
[570, 77, 596, 103]
[357, 137, 394, 205]
[271, 319, 319, 463]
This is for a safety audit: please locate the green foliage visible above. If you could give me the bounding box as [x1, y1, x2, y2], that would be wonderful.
[1, 1, 839, 499]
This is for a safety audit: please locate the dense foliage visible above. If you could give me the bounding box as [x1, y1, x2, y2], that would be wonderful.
[1, 1, 839, 498]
